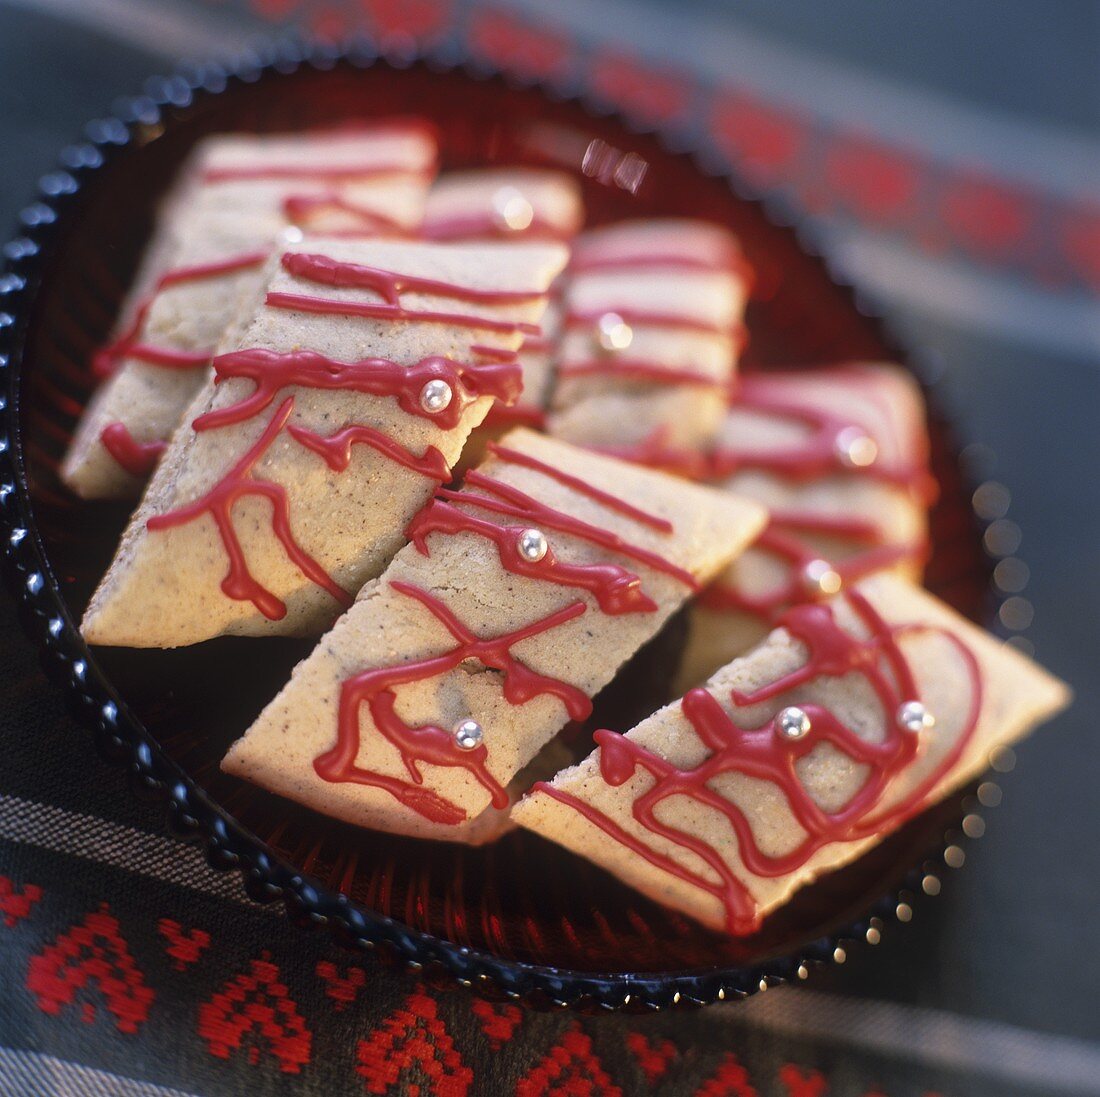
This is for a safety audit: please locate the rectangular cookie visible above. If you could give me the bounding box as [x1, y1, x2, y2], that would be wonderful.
[515, 572, 1070, 934]
[80, 237, 568, 648]
[548, 219, 750, 471]
[221, 428, 767, 841]
[61, 123, 438, 500]
[677, 363, 933, 690]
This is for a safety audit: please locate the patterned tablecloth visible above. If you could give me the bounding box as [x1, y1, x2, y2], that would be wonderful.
[1, 1, 1097, 1094]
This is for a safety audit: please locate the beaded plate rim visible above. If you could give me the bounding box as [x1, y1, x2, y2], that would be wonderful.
[0, 37, 1020, 1012]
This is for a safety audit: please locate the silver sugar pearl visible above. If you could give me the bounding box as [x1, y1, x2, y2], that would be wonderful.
[491, 186, 535, 232]
[803, 558, 843, 596]
[776, 706, 811, 741]
[595, 311, 633, 352]
[517, 527, 548, 563]
[835, 426, 878, 468]
[898, 700, 935, 734]
[420, 378, 453, 414]
[453, 719, 484, 750]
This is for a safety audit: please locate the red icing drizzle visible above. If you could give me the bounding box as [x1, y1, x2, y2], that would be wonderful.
[314, 582, 593, 825]
[147, 347, 520, 619]
[266, 252, 544, 335]
[99, 422, 167, 478]
[195, 348, 520, 434]
[535, 588, 982, 934]
[407, 451, 694, 614]
[570, 238, 754, 287]
[93, 251, 267, 380]
[314, 444, 691, 824]
[470, 344, 520, 363]
[147, 397, 352, 621]
[702, 368, 935, 621]
[486, 443, 673, 532]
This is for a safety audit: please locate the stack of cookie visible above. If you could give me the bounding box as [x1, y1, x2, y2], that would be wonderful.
[66, 121, 1070, 937]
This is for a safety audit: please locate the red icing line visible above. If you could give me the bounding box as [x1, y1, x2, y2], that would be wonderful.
[437, 471, 697, 593]
[93, 250, 267, 380]
[146, 397, 352, 621]
[558, 358, 722, 388]
[486, 443, 674, 533]
[536, 589, 982, 934]
[470, 344, 520, 363]
[266, 290, 541, 335]
[569, 240, 755, 287]
[288, 424, 451, 481]
[99, 422, 167, 478]
[196, 348, 521, 433]
[408, 487, 660, 615]
[281, 251, 546, 305]
[271, 252, 547, 334]
[314, 581, 592, 825]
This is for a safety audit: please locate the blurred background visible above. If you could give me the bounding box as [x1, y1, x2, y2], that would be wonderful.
[0, 1, 1097, 1094]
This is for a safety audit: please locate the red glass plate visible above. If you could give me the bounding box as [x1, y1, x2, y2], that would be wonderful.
[0, 46, 996, 1010]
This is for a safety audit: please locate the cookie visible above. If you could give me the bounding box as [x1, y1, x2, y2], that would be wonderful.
[515, 572, 1070, 933]
[222, 428, 766, 840]
[548, 219, 749, 467]
[81, 237, 567, 647]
